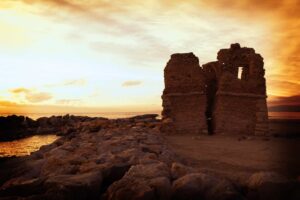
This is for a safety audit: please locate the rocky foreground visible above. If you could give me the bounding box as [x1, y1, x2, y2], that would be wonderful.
[0, 115, 299, 200]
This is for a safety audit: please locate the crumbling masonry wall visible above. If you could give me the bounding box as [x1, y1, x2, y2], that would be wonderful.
[161, 44, 269, 135]
[161, 53, 207, 134]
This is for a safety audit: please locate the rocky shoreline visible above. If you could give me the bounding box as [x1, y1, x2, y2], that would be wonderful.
[0, 114, 299, 199]
[1, 114, 299, 142]
[0, 115, 103, 141]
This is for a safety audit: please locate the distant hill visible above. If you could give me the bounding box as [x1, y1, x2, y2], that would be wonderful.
[268, 95, 300, 112]
[268, 105, 300, 112]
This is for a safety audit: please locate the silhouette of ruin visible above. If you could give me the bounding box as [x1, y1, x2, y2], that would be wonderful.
[161, 43, 269, 135]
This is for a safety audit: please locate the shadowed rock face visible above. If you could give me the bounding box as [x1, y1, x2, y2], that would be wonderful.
[161, 44, 268, 135]
[161, 53, 208, 134]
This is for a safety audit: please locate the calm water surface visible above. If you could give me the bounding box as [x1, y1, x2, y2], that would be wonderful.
[0, 135, 59, 157]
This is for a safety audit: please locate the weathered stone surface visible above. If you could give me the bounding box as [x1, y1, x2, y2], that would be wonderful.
[161, 53, 207, 134]
[104, 162, 171, 200]
[247, 171, 289, 189]
[0, 119, 179, 199]
[171, 173, 242, 200]
[246, 172, 300, 200]
[161, 44, 269, 135]
[213, 44, 268, 135]
[0, 115, 298, 199]
[170, 162, 196, 180]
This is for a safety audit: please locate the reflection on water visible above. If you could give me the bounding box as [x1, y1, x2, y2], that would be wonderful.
[0, 135, 59, 157]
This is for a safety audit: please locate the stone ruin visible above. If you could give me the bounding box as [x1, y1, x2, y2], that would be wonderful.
[161, 44, 269, 135]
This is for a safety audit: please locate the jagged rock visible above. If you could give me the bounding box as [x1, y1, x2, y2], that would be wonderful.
[0, 177, 45, 198]
[0, 127, 180, 199]
[172, 173, 242, 200]
[171, 162, 196, 180]
[44, 171, 103, 200]
[0, 116, 297, 199]
[104, 162, 171, 200]
[129, 114, 158, 122]
[0, 115, 37, 141]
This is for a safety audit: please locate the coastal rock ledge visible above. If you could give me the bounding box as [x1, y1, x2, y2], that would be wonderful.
[0, 121, 240, 200]
[0, 115, 299, 200]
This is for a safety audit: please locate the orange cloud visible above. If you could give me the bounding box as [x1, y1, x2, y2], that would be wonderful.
[9, 87, 52, 103]
[0, 100, 28, 114]
[20, 0, 299, 97]
[56, 99, 82, 105]
[0, 100, 19, 107]
[19, 0, 125, 26]
[1, 0, 299, 112]
[10, 87, 30, 94]
[25, 92, 52, 103]
[22, 0, 85, 12]
[267, 80, 300, 97]
[122, 80, 142, 87]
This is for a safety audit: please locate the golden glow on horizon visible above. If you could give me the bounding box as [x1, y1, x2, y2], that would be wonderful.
[0, 0, 299, 113]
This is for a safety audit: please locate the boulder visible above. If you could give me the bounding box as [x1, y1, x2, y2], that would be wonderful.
[247, 171, 288, 189]
[172, 173, 241, 200]
[104, 162, 171, 200]
[171, 162, 196, 180]
[44, 171, 103, 200]
[246, 172, 299, 200]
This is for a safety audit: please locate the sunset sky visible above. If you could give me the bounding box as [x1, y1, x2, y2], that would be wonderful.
[0, 0, 299, 114]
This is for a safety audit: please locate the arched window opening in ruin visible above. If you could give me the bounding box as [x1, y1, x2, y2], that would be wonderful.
[238, 67, 243, 79]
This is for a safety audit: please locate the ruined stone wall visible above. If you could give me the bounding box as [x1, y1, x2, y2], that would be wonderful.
[161, 44, 268, 135]
[161, 53, 207, 134]
[213, 44, 269, 135]
[213, 93, 258, 135]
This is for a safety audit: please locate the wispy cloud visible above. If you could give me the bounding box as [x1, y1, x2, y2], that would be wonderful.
[10, 87, 30, 94]
[0, 100, 19, 107]
[1, 0, 299, 111]
[267, 80, 300, 96]
[56, 99, 82, 105]
[25, 92, 52, 103]
[122, 80, 142, 87]
[63, 79, 87, 86]
[46, 79, 87, 87]
[9, 87, 52, 103]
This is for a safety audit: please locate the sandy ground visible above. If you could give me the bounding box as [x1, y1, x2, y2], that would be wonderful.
[165, 134, 300, 183]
